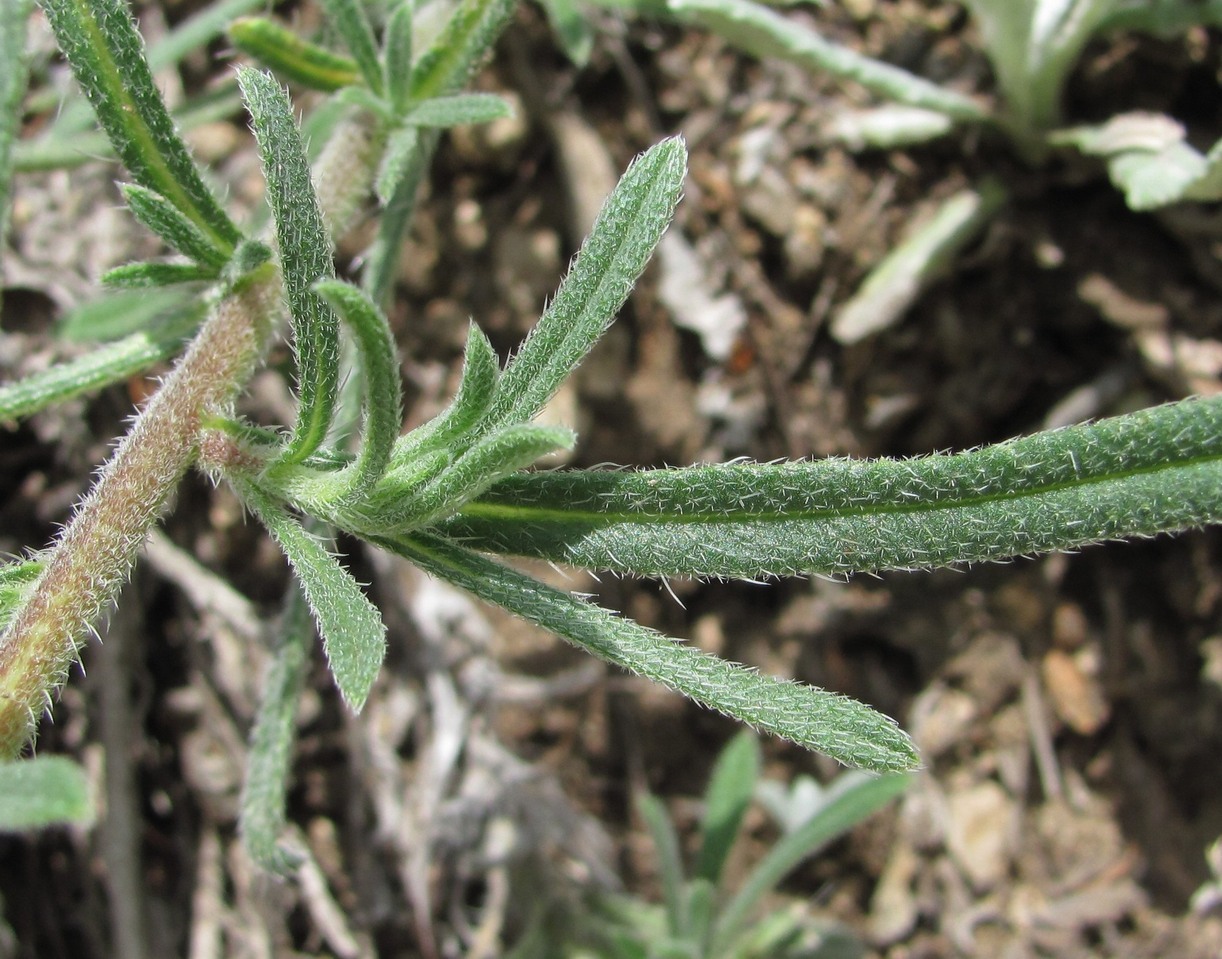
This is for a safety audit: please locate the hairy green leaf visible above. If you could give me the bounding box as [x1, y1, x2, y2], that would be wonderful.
[383, 533, 920, 772]
[0, 324, 197, 421]
[368, 423, 574, 530]
[312, 279, 403, 504]
[236, 479, 386, 712]
[0, 756, 94, 831]
[476, 137, 686, 438]
[439, 397, 1222, 579]
[671, 0, 988, 122]
[382, 1, 414, 114]
[392, 322, 500, 459]
[240, 584, 311, 874]
[409, 0, 517, 102]
[102, 262, 218, 288]
[404, 92, 513, 127]
[120, 184, 231, 269]
[41, 0, 241, 251]
[319, 0, 384, 94]
[375, 124, 420, 205]
[238, 67, 340, 466]
[229, 16, 361, 92]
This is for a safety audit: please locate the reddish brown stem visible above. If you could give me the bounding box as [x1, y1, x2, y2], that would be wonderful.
[0, 269, 279, 757]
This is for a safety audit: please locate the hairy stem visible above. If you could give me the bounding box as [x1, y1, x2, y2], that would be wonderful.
[0, 269, 278, 757]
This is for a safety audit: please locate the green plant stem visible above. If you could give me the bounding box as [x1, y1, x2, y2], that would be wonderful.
[0, 268, 278, 757]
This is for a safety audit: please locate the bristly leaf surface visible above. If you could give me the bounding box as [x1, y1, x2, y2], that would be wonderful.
[383, 533, 920, 773]
[474, 136, 687, 439]
[41, 0, 242, 251]
[237, 479, 386, 712]
[238, 67, 340, 466]
[437, 396, 1222, 578]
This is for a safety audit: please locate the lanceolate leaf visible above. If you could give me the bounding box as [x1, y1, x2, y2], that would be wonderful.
[670, 0, 988, 123]
[240, 584, 311, 874]
[437, 397, 1222, 579]
[238, 67, 340, 466]
[383, 1, 415, 115]
[392, 322, 500, 459]
[404, 93, 514, 128]
[367, 423, 574, 529]
[475, 137, 687, 438]
[409, 0, 518, 102]
[0, 324, 197, 421]
[236, 479, 386, 712]
[41, 0, 241, 251]
[228, 16, 362, 92]
[102, 261, 218, 288]
[120, 184, 231, 269]
[383, 532, 920, 773]
[319, 0, 384, 94]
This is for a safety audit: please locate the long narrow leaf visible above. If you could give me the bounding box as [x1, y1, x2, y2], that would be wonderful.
[409, 0, 517, 102]
[238, 67, 340, 466]
[475, 137, 686, 438]
[120, 184, 231, 269]
[313, 279, 403, 504]
[240, 582, 311, 874]
[383, 532, 919, 772]
[694, 730, 759, 886]
[437, 396, 1222, 579]
[0, 322, 199, 421]
[0, 0, 33, 320]
[319, 0, 384, 93]
[41, 0, 241, 250]
[637, 792, 689, 937]
[229, 16, 362, 92]
[712, 773, 909, 952]
[237, 479, 386, 712]
[671, 0, 988, 123]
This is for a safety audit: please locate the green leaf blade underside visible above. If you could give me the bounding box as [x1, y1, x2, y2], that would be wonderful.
[237, 480, 386, 712]
[670, 0, 988, 123]
[384, 533, 920, 773]
[438, 397, 1222, 578]
[228, 16, 361, 92]
[238, 67, 340, 466]
[40, 0, 241, 251]
[476, 137, 687, 438]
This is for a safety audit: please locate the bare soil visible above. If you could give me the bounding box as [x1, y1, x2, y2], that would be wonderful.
[3, 2, 1222, 957]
